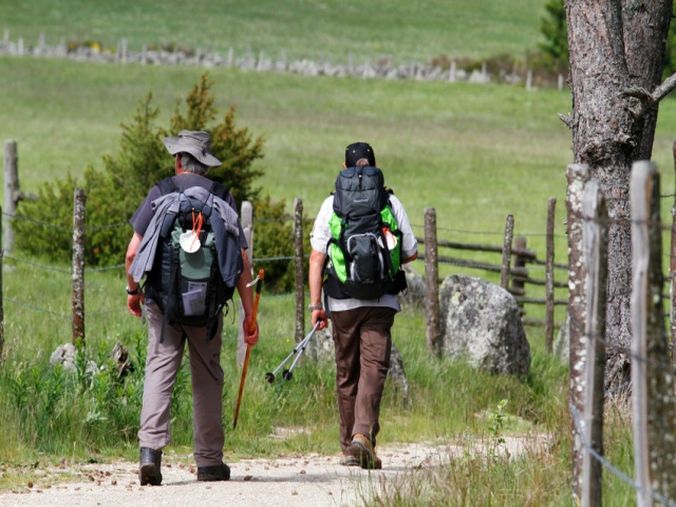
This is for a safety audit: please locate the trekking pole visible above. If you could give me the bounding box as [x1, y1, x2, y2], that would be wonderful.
[232, 268, 264, 430]
[264, 323, 320, 383]
[263, 327, 315, 383]
[281, 325, 317, 381]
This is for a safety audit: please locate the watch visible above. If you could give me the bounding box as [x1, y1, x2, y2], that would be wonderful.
[126, 286, 141, 296]
[308, 303, 323, 312]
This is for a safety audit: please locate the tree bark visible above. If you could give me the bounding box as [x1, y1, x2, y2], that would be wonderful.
[565, 0, 672, 392]
[621, 0, 672, 160]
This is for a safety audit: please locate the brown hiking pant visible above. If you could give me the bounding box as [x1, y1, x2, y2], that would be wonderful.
[330, 306, 395, 451]
[138, 302, 225, 467]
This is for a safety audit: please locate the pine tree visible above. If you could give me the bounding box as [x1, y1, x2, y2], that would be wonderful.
[14, 73, 290, 282]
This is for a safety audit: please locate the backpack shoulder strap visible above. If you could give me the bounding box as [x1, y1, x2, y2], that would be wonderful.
[209, 180, 230, 201]
[157, 176, 178, 195]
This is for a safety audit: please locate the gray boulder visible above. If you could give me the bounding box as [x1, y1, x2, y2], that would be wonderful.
[439, 275, 530, 375]
[50, 343, 77, 370]
[50, 343, 98, 375]
[397, 265, 425, 309]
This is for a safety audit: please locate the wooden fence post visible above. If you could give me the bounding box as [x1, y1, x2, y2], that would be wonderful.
[581, 182, 607, 507]
[72, 188, 86, 346]
[630, 161, 676, 507]
[237, 201, 253, 368]
[3, 140, 18, 256]
[671, 139, 676, 365]
[512, 236, 527, 313]
[0, 205, 3, 363]
[293, 198, 305, 343]
[424, 208, 441, 356]
[567, 163, 590, 503]
[545, 198, 556, 353]
[500, 215, 514, 289]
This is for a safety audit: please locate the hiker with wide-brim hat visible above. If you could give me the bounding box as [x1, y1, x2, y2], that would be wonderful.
[308, 142, 418, 469]
[125, 129, 259, 486]
[162, 130, 223, 167]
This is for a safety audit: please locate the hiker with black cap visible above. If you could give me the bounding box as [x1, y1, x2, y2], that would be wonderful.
[125, 130, 259, 485]
[308, 142, 418, 469]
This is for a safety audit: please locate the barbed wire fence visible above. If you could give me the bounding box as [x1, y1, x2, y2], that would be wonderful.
[0, 139, 578, 362]
[566, 161, 676, 507]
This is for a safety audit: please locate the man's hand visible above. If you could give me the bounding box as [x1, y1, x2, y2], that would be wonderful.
[311, 308, 328, 330]
[127, 293, 144, 317]
[243, 315, 259, 346]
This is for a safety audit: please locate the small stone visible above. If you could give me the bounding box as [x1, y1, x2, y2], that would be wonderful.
[292, 491, 298, 496]
[299, 470, 306, 475]
[27, 482, 33, 489]
[243, 475, 253, 481]
[111, 480, 117, 486]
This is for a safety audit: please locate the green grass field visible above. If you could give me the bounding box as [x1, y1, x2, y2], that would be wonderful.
[2, 55, 675, 266]
[2, 0, 548, 62]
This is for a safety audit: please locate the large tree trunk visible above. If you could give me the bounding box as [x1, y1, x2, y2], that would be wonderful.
[565, 0, 672, 393]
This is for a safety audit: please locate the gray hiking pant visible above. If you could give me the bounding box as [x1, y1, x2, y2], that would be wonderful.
[138, 302, 225, 467]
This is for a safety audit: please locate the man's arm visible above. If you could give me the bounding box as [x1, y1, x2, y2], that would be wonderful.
[236, 249, 259, 345]
[402, 252, 418, 264]
[125, 232, 144, 317]
[309, 249, 328, 329]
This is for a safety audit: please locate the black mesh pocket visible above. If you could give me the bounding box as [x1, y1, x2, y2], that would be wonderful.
[346, 233, 382, 284]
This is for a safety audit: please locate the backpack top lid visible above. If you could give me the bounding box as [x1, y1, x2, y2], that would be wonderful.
[333, 165, 388, 219]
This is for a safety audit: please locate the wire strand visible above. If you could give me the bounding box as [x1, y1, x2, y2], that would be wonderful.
[569, 404, 676, 507]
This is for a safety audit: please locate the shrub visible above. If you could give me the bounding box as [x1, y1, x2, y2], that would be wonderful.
[538, 0, 568, 70]
[14, 73, 295, 290]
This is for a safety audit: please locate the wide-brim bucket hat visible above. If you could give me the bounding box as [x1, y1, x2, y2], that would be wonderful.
[163, 130, 222, 167]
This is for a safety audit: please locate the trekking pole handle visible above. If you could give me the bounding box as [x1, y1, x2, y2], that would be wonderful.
[246, 268, 265, 334]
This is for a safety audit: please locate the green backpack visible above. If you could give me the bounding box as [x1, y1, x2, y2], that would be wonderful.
[324, 165, 406, 300]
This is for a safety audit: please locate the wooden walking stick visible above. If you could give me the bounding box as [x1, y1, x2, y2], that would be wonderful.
[232, 268, 264, 430]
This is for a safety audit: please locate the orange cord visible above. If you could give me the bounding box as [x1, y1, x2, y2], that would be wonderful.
[190, 210, 203, 249]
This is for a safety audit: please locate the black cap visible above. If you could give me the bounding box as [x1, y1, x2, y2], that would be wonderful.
[345, 142, 376, 167]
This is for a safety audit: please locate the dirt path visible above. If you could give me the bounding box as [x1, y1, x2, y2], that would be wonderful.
[0, 436, 548, 507]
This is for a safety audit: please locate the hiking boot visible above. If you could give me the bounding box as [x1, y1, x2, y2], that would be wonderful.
[197, 462, 231, 481]
[346, 433, 382, 470]
[339, 453, 360, 467]
[139, 447, 162, 486]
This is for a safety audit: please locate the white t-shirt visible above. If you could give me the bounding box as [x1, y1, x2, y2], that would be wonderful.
[310, 193, 418, 312]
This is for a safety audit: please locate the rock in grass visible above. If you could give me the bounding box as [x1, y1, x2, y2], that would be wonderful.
[439, 275, 530, 376]
[49, 343, 98, 375]
[49, 343, 77, 370]
[397, 265, 425, 309]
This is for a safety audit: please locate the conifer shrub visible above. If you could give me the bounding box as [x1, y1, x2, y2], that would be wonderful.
[15, 73, 295, 291]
